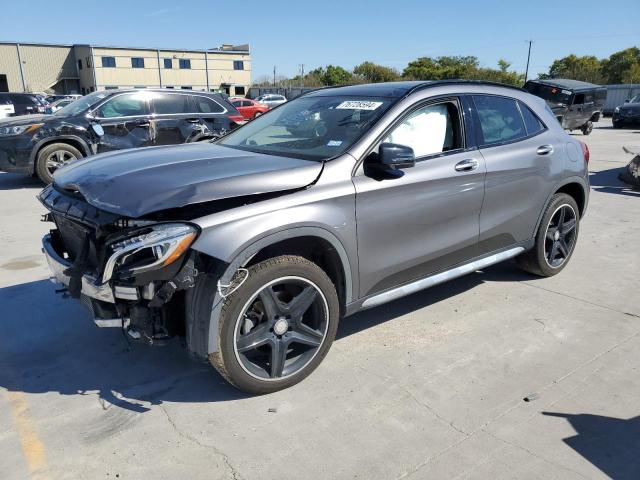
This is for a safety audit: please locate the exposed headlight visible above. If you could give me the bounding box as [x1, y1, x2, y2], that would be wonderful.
[0, 124, 43, 136]
[103, 223, 198, 283]
[614, 106, 620, 113]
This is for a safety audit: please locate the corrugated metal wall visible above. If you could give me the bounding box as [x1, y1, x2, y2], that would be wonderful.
[0, 44, 23, 91]
[20, 45, 76, 92]
[604, 84, 640, 114]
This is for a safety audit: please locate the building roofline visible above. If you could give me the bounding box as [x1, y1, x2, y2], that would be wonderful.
[0, 41, 250, 55]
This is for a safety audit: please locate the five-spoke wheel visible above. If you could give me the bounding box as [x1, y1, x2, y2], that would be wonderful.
[35, 142, 83, 184]
[206, 255, 340, 394]
[234, 277, 329, 380]
[517, 193, 580, 277]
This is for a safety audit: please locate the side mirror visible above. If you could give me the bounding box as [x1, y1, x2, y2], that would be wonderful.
[374, 143, 415, 171]
[91, 123, 104, 137]
[624, 99, 630, 103]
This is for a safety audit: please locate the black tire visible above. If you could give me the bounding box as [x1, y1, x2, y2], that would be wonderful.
[253, 111, 262, 118]
[581, 121, 593, 135]
[35, 142, 83, 184]
[612, 120, 622, 129]
[517, 193, 580, 277]
[208, 255, 340, 394]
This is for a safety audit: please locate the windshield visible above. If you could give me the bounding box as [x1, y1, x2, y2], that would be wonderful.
[524, 82, 572, 107]
[54, 91, 109, 117]
[218, 95, 394, 160]
[629, 94, 640, 104]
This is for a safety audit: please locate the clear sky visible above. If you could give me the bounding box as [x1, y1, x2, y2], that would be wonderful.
[3, 0, 638, 79]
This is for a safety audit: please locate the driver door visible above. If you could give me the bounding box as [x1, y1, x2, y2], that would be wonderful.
[353, 97, 485, 298]
[93, 92, 153, 153]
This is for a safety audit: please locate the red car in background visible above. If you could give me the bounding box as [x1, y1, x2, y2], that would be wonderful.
[230, 97, 270, 120]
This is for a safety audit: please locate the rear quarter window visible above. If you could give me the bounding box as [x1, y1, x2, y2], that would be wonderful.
[191, 96, 225, 114]
[473, 95, 527, 146]
[518, 101, 546, 136]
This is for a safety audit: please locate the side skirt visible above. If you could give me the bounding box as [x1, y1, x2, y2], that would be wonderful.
[351, 246, 526, 312]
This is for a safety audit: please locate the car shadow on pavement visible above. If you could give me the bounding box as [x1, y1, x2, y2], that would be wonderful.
[338, 260, 533, 340]
[0, 279, 249, 413]
[589, 168, 640, 197]
[1, 263, 536, 411]
[542, 412, 640, 480]
[0, 172, 42, 190]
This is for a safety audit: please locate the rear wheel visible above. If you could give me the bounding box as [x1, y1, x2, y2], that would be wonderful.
[581, 121, 593, 135]
[253, 111, 262, 119]
[209, 255, 340, 394]
[35, 142, 83, 184]
[517, 193, 580, 277]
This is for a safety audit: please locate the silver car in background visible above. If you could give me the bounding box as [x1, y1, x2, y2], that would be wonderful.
[254, 93, 287, 108]
[39, 81, 589, 394]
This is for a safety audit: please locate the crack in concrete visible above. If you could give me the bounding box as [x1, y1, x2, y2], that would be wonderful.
[395, 328, 640, 480]
[521, 281, 640, 318]
[483, 430, 591, 480]
[158, 404, 243, 480]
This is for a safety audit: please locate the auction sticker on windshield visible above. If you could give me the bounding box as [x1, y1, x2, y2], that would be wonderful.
[336, 101, 383, 110]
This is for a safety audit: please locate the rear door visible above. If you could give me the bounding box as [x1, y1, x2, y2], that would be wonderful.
[354, 96, 486, 297]
[472, 95, 557, 253]
[567, 92, 589, 128]
[93, 92, 153, 153]
[151, 91, 199, 145]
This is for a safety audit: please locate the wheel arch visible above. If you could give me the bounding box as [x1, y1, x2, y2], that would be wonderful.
[533, 177, 588, 237]
[30, 136, 91, 173]
[190, 226, 355, 356]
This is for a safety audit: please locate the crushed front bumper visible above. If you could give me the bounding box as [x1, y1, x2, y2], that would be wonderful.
[42, 233, 115, 303]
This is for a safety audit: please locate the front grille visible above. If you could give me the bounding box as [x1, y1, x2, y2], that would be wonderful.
[38, 185, 124, 275]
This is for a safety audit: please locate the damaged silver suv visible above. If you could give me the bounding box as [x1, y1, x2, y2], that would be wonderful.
[40, 81, 590, 394]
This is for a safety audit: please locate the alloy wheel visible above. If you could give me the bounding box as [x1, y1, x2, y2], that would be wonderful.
[233, 276, 329, 380]
[46, 150, 77, 175]
[544, 204, 577, 268]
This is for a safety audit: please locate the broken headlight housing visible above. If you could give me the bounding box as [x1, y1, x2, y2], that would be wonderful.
[102, 223, 198, 283]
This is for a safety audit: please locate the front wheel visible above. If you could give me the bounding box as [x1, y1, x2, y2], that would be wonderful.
[35, 143, 83, 184]
[517, 193, 580, 277]
[209, 255, 340, 394]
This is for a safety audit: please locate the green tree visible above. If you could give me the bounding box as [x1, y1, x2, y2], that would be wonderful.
[601, 47, 640, 84]
[310, 65, 353, 86]
[546, 54, 604, 83]
[402, 55, 480, 80]
[353, 61, 401, 83]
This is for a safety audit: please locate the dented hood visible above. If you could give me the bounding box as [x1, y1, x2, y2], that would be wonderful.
[52, 143, 323, 218]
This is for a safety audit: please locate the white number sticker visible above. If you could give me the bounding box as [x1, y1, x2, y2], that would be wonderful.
[336, 101, 383, 110]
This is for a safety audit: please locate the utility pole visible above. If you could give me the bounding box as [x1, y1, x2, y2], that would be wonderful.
[299, 64, 305, 86]
[524, 40, 533, 83]
[273, 66, 276, 86]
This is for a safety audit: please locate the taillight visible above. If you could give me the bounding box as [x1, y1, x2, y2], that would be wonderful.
[579, 141, 590, 164]
[228, 114, 244, 124]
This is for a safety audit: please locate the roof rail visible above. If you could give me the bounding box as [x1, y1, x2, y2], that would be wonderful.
[406, 79, 525, 98]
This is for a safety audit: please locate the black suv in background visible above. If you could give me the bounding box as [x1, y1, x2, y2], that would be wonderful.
[524, 79, 606, 135]
[0, 89, 243, 183]
[0, 92, 46, 116]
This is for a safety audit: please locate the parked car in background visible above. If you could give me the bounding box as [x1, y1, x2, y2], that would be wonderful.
[230, 97, 270, 119]
[0, 88, 243, 183]
[524, 79, 606, 135]
[254, 94, 287, 108]
[49, 98, 75, 113]
[46, 94, 82, 104]
[0, 100, 15, 118]
[0, 93, 45, 116]
[612, 94, 640, 128]
[38, 80, 589, 394]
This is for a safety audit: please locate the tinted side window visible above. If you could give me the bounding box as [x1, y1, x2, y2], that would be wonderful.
[573, 93, 585, 105]
[97, 94, 149, 118]
[153, 93, 190, 115]
[383, 101, 463, 158]
[192, 96, 224, 114]
[518, 101, 545, 136]
[473, 95, 526, 145]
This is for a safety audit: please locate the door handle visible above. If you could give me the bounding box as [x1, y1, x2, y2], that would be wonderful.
[454, 159, 479, 172]
[536, 145, 554, 155]
[135, 119, 150, 127]
[185, 118, 201, 123]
